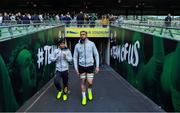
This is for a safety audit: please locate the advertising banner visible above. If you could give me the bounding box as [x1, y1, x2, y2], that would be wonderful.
[65, 27, 110, 37]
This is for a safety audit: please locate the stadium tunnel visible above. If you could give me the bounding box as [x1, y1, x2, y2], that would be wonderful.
[0, 0, 180, 111]
[0, 19, 180, 112]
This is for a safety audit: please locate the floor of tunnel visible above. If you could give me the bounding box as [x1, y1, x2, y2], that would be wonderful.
[18, 65, 164, 112]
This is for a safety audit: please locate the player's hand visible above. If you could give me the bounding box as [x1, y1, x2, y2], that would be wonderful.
[55, 52, 60, 60]
[62, 52, 66, 58]
[95, 67, 99, 74]
[63, 53, 66, 58]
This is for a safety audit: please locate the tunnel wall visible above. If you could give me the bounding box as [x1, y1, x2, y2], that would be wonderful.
[110, 26, 180, 112]
[0, 26, 65, 111]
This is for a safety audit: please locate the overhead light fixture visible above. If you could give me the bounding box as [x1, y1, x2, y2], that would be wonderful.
[118, 0, 121, 3]
[33, 4, 37, 7]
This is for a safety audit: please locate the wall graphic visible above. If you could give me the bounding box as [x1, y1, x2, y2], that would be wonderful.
[0, 26, 65, 111]
[110, 26, 180, 112]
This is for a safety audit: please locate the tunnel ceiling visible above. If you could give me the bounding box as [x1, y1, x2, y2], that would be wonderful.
[0, 0, 180, 15]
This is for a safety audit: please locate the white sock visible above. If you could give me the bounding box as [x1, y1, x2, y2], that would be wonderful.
[88, 88, 92, 92]
[82, 92, 86, 98]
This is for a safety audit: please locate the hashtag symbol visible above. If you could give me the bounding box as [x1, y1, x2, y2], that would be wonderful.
[37, 48, 44, 69]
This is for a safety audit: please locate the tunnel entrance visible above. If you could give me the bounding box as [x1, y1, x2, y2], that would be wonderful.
[66, 37, 110, 65]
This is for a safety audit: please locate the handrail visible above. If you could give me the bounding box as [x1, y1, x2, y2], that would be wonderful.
[0, 23, 52, 29]
[113, 22, 180, 41]
[0, 20, 180, 42]
[116, 22, 180, 30]
[0, 22, 60, 41]
[1, 19, 180, 28]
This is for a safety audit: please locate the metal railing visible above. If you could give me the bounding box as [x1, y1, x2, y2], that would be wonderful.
[0, 20, 180, 41]
[0, 22, 58, 41]
[1, 19, 180, 28]
[0, 19, 112, 28]
[113, 22, 180, 40]
[0, 20, 109, 41]
[119, 20, 180, 28]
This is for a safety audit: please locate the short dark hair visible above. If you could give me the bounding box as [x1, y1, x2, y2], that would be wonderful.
[58, 38, 65, 45]
[80, 31, 87, 34]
